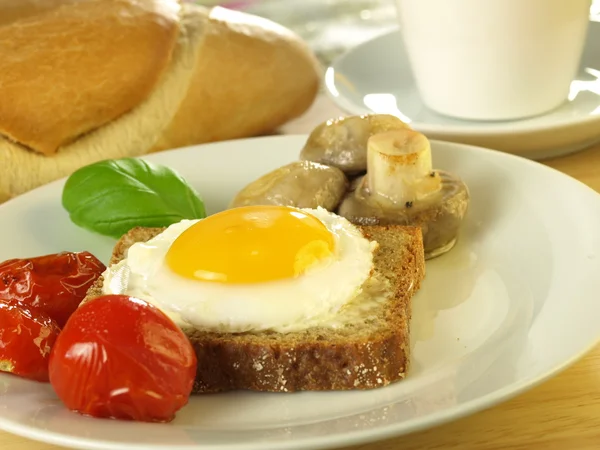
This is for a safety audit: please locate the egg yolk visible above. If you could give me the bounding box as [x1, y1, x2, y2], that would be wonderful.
[165, 206, 335, 284]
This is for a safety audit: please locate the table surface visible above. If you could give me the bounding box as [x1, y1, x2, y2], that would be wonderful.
[3, 95, 600, 450]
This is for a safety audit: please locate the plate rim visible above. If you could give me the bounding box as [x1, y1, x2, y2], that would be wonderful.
[1, 135, 600, 450]
[2, 343, 596, 450]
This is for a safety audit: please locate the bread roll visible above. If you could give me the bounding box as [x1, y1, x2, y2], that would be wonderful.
[0, 0, 321, 202]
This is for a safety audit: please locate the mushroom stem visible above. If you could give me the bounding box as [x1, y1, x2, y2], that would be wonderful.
[366, 129, 441, 205]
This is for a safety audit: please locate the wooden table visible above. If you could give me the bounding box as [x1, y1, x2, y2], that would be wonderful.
[3, 95, 600, 450]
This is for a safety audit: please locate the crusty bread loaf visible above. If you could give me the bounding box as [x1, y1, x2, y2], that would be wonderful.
[84, 224, 425, 393]
[0, 0, 181, 155]
[0, 1, 321, 202]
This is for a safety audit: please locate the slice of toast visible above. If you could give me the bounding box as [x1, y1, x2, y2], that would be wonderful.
[84, 225, 425, 393]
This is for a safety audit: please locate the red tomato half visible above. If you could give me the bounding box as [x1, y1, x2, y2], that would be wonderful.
[0, 251, 106, 328]
[0, 301, 61, 382]
[49, 295, 197, 423]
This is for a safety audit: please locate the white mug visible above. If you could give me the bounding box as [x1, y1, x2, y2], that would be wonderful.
[395, 0, 591, 121]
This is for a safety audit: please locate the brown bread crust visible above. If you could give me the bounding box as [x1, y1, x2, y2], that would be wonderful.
[85, 224, 425, 393]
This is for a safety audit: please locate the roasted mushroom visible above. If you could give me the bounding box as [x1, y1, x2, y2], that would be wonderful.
[230, 161, 348, 210]
[300, 114, 411, 174]
[337, 129, 469, 259]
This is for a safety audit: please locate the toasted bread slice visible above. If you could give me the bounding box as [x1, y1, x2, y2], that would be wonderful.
[84, 225, 425, 393]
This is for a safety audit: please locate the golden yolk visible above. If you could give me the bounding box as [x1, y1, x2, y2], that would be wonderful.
[165, 206, 335, 284]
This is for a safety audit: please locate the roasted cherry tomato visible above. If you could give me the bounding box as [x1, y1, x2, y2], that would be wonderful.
[0, 251, 106, 328]
[49, 295, 197, 423]
[0, 301, 61, 382]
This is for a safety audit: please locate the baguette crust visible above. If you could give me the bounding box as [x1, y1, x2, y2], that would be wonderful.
[85, 224, 425, 393]
[0, 2, 204, 204]
[0, 0, 180, 155]
[151, 6, 321, 153]
[0, 3, 321, 203]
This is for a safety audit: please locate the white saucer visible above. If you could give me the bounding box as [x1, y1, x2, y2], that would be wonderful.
[1, 136, 600, 450]
[325, 18, 600, 160]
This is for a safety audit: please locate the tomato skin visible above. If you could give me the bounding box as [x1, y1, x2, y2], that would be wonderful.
[49, 295, 197, 423]
[0, 251, 106, 328]
[0, 301, 61, 382]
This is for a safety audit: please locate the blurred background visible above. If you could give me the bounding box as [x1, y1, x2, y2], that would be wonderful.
[188, 0, 398, 65]
[189, 0, 600, 66]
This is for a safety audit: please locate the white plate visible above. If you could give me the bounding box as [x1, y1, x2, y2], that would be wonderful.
[325, 19, 600, 160]
[1, 136, 600, 450]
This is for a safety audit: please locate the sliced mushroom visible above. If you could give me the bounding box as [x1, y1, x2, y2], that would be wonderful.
[337, 129, 469, 259]
[299, 114, 411, 174]
[230, 161, 348, 210]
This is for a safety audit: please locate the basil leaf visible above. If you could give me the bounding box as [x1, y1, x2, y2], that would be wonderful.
[62, 158, 206, 238]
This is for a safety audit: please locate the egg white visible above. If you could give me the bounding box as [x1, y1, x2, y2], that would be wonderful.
[102, 207, 377, 333]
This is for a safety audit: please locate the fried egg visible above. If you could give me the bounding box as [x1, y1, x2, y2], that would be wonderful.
[102, 206, 377, 332]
